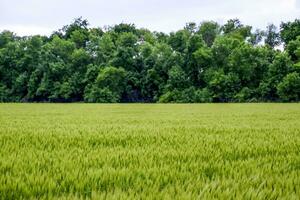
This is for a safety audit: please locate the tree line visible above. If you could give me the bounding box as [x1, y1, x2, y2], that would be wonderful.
[0, 18, 300, 103]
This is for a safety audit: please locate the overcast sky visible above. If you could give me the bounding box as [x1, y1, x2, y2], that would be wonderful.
[0, 0, 299, 36]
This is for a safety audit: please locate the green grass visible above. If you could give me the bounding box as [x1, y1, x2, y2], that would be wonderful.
[0, 104, 300, 199]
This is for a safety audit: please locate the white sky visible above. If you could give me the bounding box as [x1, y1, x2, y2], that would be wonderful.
[0, 0, 299, 36]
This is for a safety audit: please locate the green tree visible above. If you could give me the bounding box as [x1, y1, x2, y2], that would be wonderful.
[286, 36, 300, 62]
[222, 19, 252, 40]
[229, 44, 270, 88]
[264, 24, 281, 48]
[110, 32, 138, 71]
[248, 29, 264, 45]
[206, 70, 240, 102]
[0, 18, 300, 103]
[211, 36, 241, 70]
[277, 72, 300, 101]
[259, 53, 293, 100]
[168, 30, 190, 53]
[61, 17, 89, 39]
[85, 66, 126, 103]
[0, 31, 16, 48]
[280, 19, 300, 45]
[198, 21, 220, 47]
[166, 65, 190, 91]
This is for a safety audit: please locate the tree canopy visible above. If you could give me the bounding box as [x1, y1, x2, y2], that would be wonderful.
[0, 18, 300, 102]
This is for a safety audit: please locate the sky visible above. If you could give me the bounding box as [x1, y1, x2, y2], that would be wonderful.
[0, 0, 299, 36]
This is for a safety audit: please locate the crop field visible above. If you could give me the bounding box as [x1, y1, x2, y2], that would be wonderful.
[0, 104, 300, 199]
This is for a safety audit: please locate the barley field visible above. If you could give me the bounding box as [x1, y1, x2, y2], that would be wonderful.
[0, 104, 300, 199]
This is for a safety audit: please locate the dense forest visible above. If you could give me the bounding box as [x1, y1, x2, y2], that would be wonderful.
[0, 18, 300, 103]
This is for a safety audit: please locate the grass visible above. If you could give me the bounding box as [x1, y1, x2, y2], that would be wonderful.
[0, 103, 300, 199]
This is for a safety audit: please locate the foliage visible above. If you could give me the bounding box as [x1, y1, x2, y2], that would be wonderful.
[0, 18, 300, 102]
[264, 24, 281, 48]
[280, 19, 300, 45]
[84, 66, 126, 103]
[277, 72, 300, 101]
[198, 21, 220, 47]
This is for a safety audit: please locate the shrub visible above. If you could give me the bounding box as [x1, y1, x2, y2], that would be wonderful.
[277, 72, 300, 101]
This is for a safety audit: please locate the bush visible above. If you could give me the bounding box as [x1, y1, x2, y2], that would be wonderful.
[84, 87, 119, 103]
[234, 87, 253, 102]
[0, 84, 10, 102]
[277, 72, 300, 102]
[159, 87, 213, 103]
[194, 88, 213, 103]
[158, 90, 181, 103]
[84, 66, 126, 102]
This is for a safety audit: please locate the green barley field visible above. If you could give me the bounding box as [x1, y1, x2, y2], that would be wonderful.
[1, 104, 300, 199]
